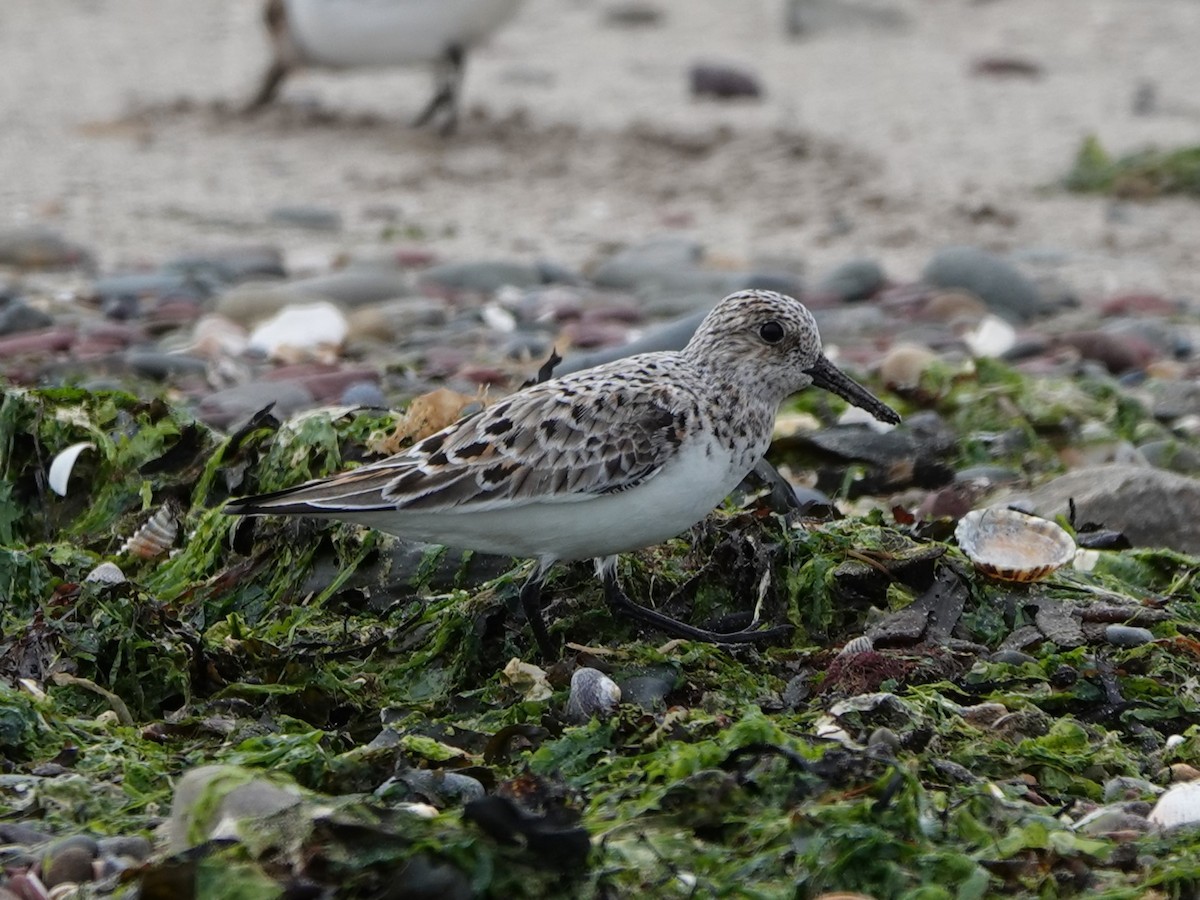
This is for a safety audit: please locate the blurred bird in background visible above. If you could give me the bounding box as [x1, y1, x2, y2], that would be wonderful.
[243, 0, 526, 133]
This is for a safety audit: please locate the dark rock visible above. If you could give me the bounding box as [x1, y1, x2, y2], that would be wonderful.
[420, 261, 541, 294]
[165, 245, 286, 282]
[93, 271, 212, 308]
[1138, 439, 1200, 475]
[590, 236, 703, 290]
[1014, 464, 1200, 555]
[43, 845, 96, 886]
[817, 258, 885, 302]
[0, 327, 75, 357]
[1057, 330, 1156, 374]
[1104, 624, 1155, 647]
[124, 349, 209, 380]
[690, 63, 763, 99]
[96, 835, 153, 861]
[557, 309, 708, 374]
[604, 1, 663, 27]
[289, 268, 413, 307]
[395, 854, 474, 900]
[267, 205, 342, 231]
[0, 300, 53, 335]
[535, 259, 586, 286]
[1146, 380, 1200, 421]
[618, 668, 677, 710]
[195, 381, 315, 429]
[923, 246, 1048, 322]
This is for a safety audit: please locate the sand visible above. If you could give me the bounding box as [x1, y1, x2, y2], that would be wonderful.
[2, 0, 1199, 298]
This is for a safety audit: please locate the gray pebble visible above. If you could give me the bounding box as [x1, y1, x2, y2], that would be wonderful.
[195, 381, 315, 429]
[1103, 776, 1164, 803]
[43, 845, 96, 887]
[96, 835, 153, 862]
[923, 246, 1048, 323]
[1104, 624, 1155, 647]
[816, 258, 885, 302]
[1137, 440, 1200, 475]
[165, 245, 286, 283]
[124, 349, 209, 381]
[0, 226, 93, 270]
[420, 261, 542, 294]
[558, 309, 709, 374]
[289, 268, 414, 308]
[619, 669, 677, 710]
[0, 300, 53, 336]
[268, 205, 342, 231]
[690, 63, 763, 99]
[340, 381, 388, 408]
[988, 649, 1037, 666]
[591, 236, 703, 290]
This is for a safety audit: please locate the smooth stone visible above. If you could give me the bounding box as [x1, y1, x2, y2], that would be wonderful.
[817, 258, 885, 302]
[341, 381, 388, 407]
[1058, 330, 1156, 374]
[690, 62, 763, 99]
[0, 823, 51, 845]
[0, 300, 53, 335]
[1138, 440, 1200, 475]
[1012, 464, 1200, 555]
[165, 245, 286, 282]
[267, 205, 342, 231]
[288, 269, 413, 308]
[195, 381, 315, 429]
[1104, 624, 1155, 647]
[604, 1, 663, 26]
[93, 271, 212, 305]
[268, 367, 379, 403]
[214, 281, 318, 325]
[0, 226, 92, 270]
[95, 835, 153, 861]
[123, 349, 209, 380]
[42, 845, 97, 887]
[590, 236, 704, 290]
[1146, 380, 1200, 421]
[0, 328, 75, 357]
[565, 668, 622, 723]
[345, 297, 448, 341]
[535, 259, 586, 286]
[617, 669, 677, 710]
[167, 765, 305, 853]
[44, 834, 100, 858]
[557, 309, 709, 375]
[1103, 777, 1164, 803]
[398, 769, 486, 805]
[810, 304, 890, 341]
[420, 261, 542, 294]
[923, 246, 1048, 323]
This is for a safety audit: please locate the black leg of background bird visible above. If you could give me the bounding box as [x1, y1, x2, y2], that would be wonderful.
[519, 569, 558, 659]
[601, 569, 792, 646]
[243, 60, 290, 114]
[412, 44, 465, 134]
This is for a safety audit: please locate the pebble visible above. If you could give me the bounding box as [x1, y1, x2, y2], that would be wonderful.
[1057, 330, 1156, 374]
[0, 300, 54, 336]
[195, 381, 315, 429]
[345, 297, 448, 342]
[565, 667, 622, 723]
[288, 268, 414, 308]
[1013, 464, 1200, 556]
[604, 1, 664, 27]
[215, 281, 316, 325]
[420, 261, 542, 294]
[1104, 624, 1155, 647]
[0, 226, 93, 270]
[165, 244, 286, 282]
[590, 236, 703, 290]
[878, 343, 937, 391]
[341, 381, 388, 407]
[267, 205, 343, 231]
[1138, 440, 1200, 475]
[558, 308, 708, 374]
[42, 845, 96, 888]
[95, 835, 152, 861]
[166, 764, 306, 853]
[0, 328, 75, 358]
[689, 63, 763, 99]
[124, 349, 209, 380]
[922, 246, 1048, 322]
[816, 258, 885, 302]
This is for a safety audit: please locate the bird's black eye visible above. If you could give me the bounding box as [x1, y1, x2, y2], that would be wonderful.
[759, 321, 785, 343]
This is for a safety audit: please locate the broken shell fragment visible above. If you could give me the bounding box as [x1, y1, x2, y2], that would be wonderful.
[121, 501, 182, 559]
[48, 441, 96, 497]
[85, 562, 126, 585]
[954, 506, 1076, 582]
[565, 667, 621, 723]
[1149, 781, 1200, 829]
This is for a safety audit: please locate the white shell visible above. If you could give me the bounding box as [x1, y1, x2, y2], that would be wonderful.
[85, 562, 126, 584]
[955, 506, 1076, 582]
[248, 302, 348, 360]
[838, 635, 875, 657]
[48, 441, 96, 497]
[565, 667, 622, 722]
[964, 314, 1017, 358]
[1149, 781, 1200, 829]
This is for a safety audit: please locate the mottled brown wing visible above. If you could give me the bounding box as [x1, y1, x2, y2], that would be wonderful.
[225, 364, 693, 516]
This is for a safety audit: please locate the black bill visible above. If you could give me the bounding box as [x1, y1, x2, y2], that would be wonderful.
[805, 355, 901, 425]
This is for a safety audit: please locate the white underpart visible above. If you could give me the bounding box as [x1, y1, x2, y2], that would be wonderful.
[284, 0, 524, 67]
[329, 436, 750, 563]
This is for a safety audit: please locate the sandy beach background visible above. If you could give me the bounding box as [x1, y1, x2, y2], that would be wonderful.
[2, 0, 1199, 297]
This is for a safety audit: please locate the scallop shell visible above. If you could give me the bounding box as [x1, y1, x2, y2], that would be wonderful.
[954, 506, 1076, 582]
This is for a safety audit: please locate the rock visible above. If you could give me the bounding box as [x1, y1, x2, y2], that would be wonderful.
[922, 246, 1048, 323]
[1149, 781, 1200, 829]
[1013, 465, 1200, 555]
[1073, 801, 1154, 836]
[93, 271, 211, 308]
[247, 301, 348, 360]
[1057, 330, 1156, 374]
[166, 765, 307, 853]
[0, 328, 75, 358]
[879, 343, 937, 391]
[690, 63, 763, 99]
[1137, 440, 1200, 475]
[96, 835, 153, 861]
[215, 281, 315, 325]
[267, 205, 342, 231]
[123, 349, 209, 380]
[420, 261, 542, 294]
[618, 668, 677, 710]
[1104, 624, 1155, 647]
[590, 236, 703, 290]
[565, 668, 622, 723]
[42, 843, 97, 887]
[0, 300, 53, 336]
[341, 381, 388, 407]
[288, 268, 413, 308]
[557, 309, 708, 375]
[816, 259, 885, 302]
[1146, 380, 1200, 421]
[345, 297, 448, 342]
[165, 245, 286, 282]
[195, 381, 315, 429]
[1103, 777, 1164, 803]
[262, 365, 380, 403]
[603, 1, 663, 27]
[0, 226, 92, 270]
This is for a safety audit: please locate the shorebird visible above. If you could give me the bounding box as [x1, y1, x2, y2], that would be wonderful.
[225, 290, 900, 657]
[244, 0, 526, 133]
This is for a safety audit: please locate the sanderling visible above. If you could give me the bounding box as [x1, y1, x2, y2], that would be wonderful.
[225, 289, 900, 656]
[244, 0, 526, 133]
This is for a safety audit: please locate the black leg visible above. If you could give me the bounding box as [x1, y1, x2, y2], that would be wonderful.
[519, 569, 558, 660]
[602, 568, 792, 646]
[243, 59, 291, 114]
[412, 45, 465, 134]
